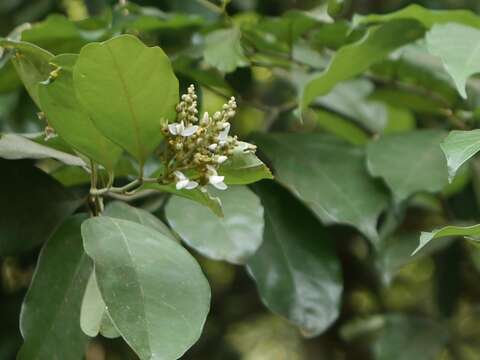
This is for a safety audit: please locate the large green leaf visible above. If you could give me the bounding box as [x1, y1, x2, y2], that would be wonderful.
[166, 186, 264, 264]
[301, 19, 425, 109]
[440, 130, 480, 181]
[426, 23, 480, 98]
[247, 181, 342, 337]
[0, 160, 81, 255]
[203, 27, 249, 73]
[82, 217, 211, 360]
[80, 272, 119, 339]
[39, 54, 122, 171]
[366, 130, 448, 202]
[372, 315, 448, 360]
[104, 201, 173, 239]
[253, 133, 388, 242]
[18, 215, 91, 360]
[74, 34, 179, 164]
[354, 4, 480, 29]
[0, 38, 53, 107]
[0, 133, 85, 166]
[414, 224, 480, 255]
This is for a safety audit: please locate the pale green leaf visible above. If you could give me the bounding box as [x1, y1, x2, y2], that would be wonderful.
[414, 224, 480, 255]
[74, 34, 179, 164]
[252, 133, 388, 242]
[18, 215, 91, 360]
[203, 27, 249, 73]
[366, 130, 448, 202]
[39, 54, 122, 171]
[0, 133, 85, 166]
[315, 110, 369, 145]
[0, 38, 53, 107]
[301, 19, 425, 109]
[166, 186, 264, 264]
[354, 4, 480, 29]
[247, 182, 342, 337]
[426, 23, 480, 98]
[82, 217, 211, 360]
[440, 129, 480, 181]
[80, 272, 120, 339]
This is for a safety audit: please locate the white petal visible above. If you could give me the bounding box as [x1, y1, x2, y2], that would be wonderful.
[168, 123, 179, 135]
[174, 170, 187, 181]
[216, 155, 228, 164]
[185, 181, 199, 190]
[206, 165, 218, 176]
[201, 112, 210, 124]
[209, 175, 225, 184]
[181, 125, 199, 137]
[176, 179, 189, 190]
[211, 180, 227, 190]
[218, 122, 230, 140]
[208, 143, 218, 151]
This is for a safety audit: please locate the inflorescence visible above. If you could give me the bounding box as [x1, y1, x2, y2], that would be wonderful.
[161, 84, 256, 191]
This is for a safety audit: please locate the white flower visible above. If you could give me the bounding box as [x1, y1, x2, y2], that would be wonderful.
[206, 165, 227, 190]
[216, 155, 228, 164]
[208, 143, 218, 151]
[218, 122, 231, 144]
[200, 112, 210, 126]
[174, 171, 198, 190]
[168, 121, 198, 137]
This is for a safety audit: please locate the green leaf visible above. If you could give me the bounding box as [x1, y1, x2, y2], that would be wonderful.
[315, 110, 369, 145]
[0, 133, 85, 166]
[354, 4, 480, 29]
[440, 130, 480, 182]
[18, 214, 91, 360]
[21, 14, 99, 54]
[166, 186, 264, 264]
[314, 79, 388, 133]
[366, 130, 448, 202]
[426, 23, 480, 99]
[219, 147, 273, 185]
[0, 160, 81, 255]
[74, 34, 179, 164]
[372, 315, 448, 360]
[301, 19, 425, 109]
[414, 224, 480, 255]
[252, 133, 388, 242]
[142, 183, 223, 217]
[104, 201, 173, 239]
[38, 54, 122, 171]
[80, 272, 120, 339]
[247, 181, 342, 337]
[0, 38, 53, 107]
[82, 217, 211, 360]
[203, 27, 249, 73]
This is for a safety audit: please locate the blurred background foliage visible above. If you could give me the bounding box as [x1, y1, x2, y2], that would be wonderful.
[3, 0, 480, 359]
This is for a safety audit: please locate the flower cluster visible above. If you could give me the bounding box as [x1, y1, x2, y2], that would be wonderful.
[161, 85, 256, 191]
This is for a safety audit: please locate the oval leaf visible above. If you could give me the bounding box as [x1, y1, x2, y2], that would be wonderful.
[18, 214, 91, 360]
[440, 129, 480, 181]
[73, 34, 178, 164]
[252, 133, 388, 242]
[366, 130, 448, 202]
[166, 186, 264, 264]
[247, 181, 343, 337]
[81, 217, 211, 360]
[39, 54, 122, 171]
